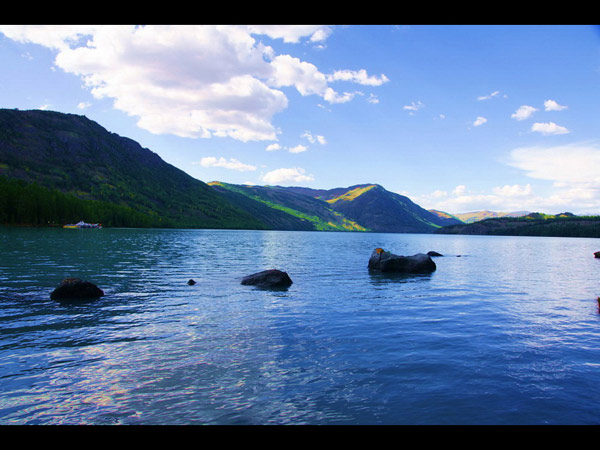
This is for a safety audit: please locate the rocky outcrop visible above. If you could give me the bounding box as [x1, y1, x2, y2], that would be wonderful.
[241, 269, 293, 288]
[50, 277, 105, 301]
[368, 248, 436, 274]
[427, 251, 443, 257]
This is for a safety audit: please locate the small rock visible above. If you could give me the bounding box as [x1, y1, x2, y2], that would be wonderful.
[594, 251, 600, 258]
[427, 251, 443, 257]
[50, 277, 104, 301]
[241, 269, 293, 288]
[368, 248, 436, 274]
[187, 279, 196, 285]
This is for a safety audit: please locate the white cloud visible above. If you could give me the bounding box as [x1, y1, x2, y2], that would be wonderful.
[301, 131, 326, 145]
[531, 122, 570, 135]
[473, 116, 487, 126]
[511, 105, 538, 121]
[265, 143, 282, 151]
[0, 25, 386, 143]
[416, 183, 538, 214]
[195, 156, 257, 172]
[261, 167, 314, 184]
[247, 25, 331, 44]
[430, 189, 448, 198]
[403, 101, 424, 113]
[77, 101, 91, 109]
[508, 144, 600, 187]
[367, 94, 379, 104]
[477, 90, 500, 101]
[268, 54, 328, 97]
[492, 183, 533, 197]
[544, 99, 567, 111]
[452, 185, 467, 196]
[326, 69, 389, 86]
[288, 144, 308, 153]
[416, 144, 600, 215]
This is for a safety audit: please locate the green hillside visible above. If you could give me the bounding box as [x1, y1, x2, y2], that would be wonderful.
[0, 109, 264, 229]
[209, 182, 367, 231]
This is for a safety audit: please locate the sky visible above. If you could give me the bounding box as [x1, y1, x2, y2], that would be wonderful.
[1, 24, 599, 215]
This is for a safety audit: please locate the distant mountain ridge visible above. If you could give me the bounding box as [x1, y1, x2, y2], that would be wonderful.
[452, 210, 531, 223]
[435, 211, 600, 238]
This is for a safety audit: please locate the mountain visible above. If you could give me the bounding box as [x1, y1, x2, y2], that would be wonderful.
[212, 182, 463, 233]
[315, 184, 462, 233]
[428, 209, 465, 225]
[435, 212, 600, 238]
[208, 182, 367, 231]
[0, 108, 264, 229]
[453, 210, 531, 224]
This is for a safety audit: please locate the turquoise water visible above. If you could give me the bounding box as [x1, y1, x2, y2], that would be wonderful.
[1, 227, 599, 425]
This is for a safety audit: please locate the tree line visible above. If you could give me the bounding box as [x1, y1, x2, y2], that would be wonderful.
[0, 176, 160, 228]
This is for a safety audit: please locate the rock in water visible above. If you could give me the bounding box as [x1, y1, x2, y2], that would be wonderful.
[241, 269, 293, 288]
[187, 279, 196, 285]
[594, 251, 600, 258]
[427, 251, 443, 257]
[50, 277, 105, 301]
[368, 248, 436, 274]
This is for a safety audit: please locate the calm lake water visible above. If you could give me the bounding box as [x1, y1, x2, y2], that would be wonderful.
[1, 227, 599, 425]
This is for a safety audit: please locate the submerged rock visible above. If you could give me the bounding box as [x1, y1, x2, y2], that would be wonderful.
[241, 269, 293, 288]
[427, 251, 443, 257]
[368, 248, 436, 274]
[50, 277, 104, 301]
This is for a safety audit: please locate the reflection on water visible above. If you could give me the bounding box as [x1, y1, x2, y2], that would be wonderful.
[1, 228, 600, 424]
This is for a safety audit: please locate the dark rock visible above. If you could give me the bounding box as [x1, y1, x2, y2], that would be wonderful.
[187, 279, 196, 285]
[50, 277, 104, 301]
[241, 269, 293, 288]
[368, 248, 436, 274]
[427, 251, 443, 257]
[594, 251, 600, 258]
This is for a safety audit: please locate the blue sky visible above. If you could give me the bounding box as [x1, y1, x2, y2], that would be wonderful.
[1, 25, 599, 215]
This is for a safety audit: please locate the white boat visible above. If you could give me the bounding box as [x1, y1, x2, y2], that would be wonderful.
[63, 220, 102, 229]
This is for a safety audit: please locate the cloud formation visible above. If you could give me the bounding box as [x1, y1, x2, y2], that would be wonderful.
[301, 131, 326, 145]
[195, 156, 257, 172]
[530, 122, 570, 135]
[508, 144, 600, 188]
[544, 99, 567, 111]
[0, 25, 387, 142]
[416, 144, 600, 215]
[477, 90, 500, 101]
[473, 116, 487, 126]
[261, 167, 314, 184]
[511, 105, 538, 121]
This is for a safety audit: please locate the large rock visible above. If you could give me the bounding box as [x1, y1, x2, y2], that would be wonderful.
[241, 269, 293, 288]
[50, 277, 105, 301]
[368, 248, 436, 274]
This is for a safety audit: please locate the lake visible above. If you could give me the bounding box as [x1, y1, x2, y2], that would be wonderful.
[1, 227, 599, 425]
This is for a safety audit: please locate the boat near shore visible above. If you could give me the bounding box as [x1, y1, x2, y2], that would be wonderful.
[63, 220, 102, 229]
